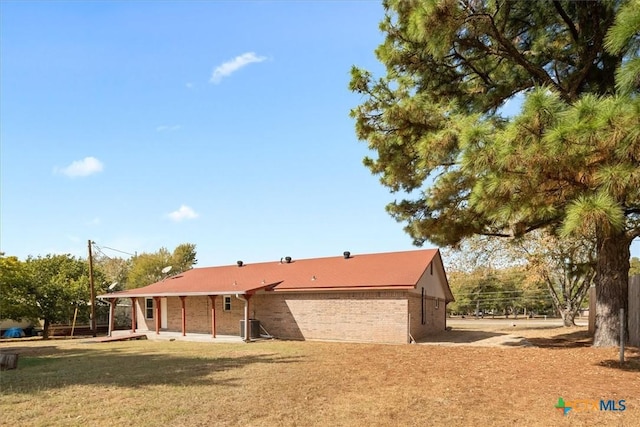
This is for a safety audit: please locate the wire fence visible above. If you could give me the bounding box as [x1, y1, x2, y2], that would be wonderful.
[630, 275, 640, 346]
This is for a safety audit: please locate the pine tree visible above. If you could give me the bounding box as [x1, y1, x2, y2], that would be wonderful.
[350, 0, 639, 346]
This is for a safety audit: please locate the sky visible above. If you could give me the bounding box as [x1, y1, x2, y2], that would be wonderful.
[1, 1, 638, 267]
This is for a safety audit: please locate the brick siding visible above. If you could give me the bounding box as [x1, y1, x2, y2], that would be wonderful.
[252, 291, 409, 344]
[133, 290, 446, 343]
[408, 293, 446, 341]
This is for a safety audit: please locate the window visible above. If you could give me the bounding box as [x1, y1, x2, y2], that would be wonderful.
[435, 298, 439, 309]
[223, 296, 232, 311]
[145, 298, 154, 319]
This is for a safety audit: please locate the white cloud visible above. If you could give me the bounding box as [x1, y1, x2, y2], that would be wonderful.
[186, 82, 195, 89]
[156, 125, 182, 132]
[56, 156, 104, 178]
[86, 217, 101, 226]
[168, 205, 199, 222]
[210, 52, 267, 84]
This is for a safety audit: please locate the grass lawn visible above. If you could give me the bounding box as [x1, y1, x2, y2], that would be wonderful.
[1, 326, 638, 427]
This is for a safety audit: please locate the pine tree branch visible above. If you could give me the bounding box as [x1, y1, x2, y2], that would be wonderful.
[553, 1, 579, 42]
[467, 11, 567, 100]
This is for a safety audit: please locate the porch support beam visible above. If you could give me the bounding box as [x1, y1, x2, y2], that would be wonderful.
[209, 295, 217, 338]
[236, 293, 252, 342]
[180, 296, 187, 336]
[130, 297, 137, 333]
[107, 298, 117, 337]
[154, 297, 161, 334]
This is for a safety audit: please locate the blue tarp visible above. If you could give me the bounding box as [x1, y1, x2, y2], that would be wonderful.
[2, 327, 25, 338]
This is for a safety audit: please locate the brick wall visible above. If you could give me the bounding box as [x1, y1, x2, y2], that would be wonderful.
[252, 291, 409, 344]
[134, 296, 245, 335]
[407, 257, 448, 341]
[165, 296, 246, 335]
[133, 290, 446, 344]
[408, 293, 446, 341]
[134, 297, 152, 331]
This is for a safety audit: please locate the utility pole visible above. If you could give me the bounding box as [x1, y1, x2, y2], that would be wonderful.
[88, 240, 97, 337]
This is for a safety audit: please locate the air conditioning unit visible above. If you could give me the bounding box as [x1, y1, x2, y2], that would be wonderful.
[239, 319, 260, 339]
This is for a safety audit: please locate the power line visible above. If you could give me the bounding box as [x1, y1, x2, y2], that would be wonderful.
[453, 289, 549, 296]
[92, 246, 113, 260]
[459, 298, 555, 305]
[93, 243, 136, 257]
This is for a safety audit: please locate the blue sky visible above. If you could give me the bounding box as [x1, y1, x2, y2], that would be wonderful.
[1, 1, 638, 266]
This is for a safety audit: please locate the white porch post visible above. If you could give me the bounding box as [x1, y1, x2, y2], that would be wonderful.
[236, 294, 252, 342]
[108, 298, 117, 337]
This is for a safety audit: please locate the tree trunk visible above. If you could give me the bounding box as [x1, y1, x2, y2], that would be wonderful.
[42, 319, 50, 340]
[593, 230, 630, 347]
[561, 309, 576, 327]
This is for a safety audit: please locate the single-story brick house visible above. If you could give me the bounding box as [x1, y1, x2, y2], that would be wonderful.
[98, 249, 453, 344]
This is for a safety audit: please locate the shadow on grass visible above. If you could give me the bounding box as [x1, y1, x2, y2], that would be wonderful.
[0, 341, 303, 394]
[598, 354, 640, 372]
[418, 329, 509, 344]
[526, 330, 593, 349]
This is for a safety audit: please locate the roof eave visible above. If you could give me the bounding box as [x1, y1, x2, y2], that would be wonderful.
[97, 280, 284, 300]
[97, 290, 250, 299]
[271, 285, 415, 293]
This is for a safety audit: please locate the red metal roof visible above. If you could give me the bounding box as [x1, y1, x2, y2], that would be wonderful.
[99, 249, 441, 298]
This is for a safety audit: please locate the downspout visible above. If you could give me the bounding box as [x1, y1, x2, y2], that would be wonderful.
[108, 298, 117, 337]
[130, 297, 137, 333]
[408, 312, 415, 344]
[235, 294, 250, 342]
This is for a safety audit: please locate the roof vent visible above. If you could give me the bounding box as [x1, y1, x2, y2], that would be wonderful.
[237, 260, 243, 267]
[343, 251, 351, 259]
[285, 256, 292, 263]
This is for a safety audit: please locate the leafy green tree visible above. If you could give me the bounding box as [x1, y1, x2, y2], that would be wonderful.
[94, 255, 131, 292]
[444, 236, 550, 316]
[448, 269, 500, 316]
[172, 243, 198, 274]
[20, 255, 97, 339]
[631, 257, 640, 277]
[498, 267, 550, 318]
[350, 0, 639, 346]
[448, 264, 550, 318]
[0, 254, 31, 321]
[519, 233, 596, 326]
[127, 243, 197, 289]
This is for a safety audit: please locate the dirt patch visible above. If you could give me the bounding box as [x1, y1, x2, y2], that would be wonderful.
[418, 329, 531, 347]
[526, 329, 593, 348]
[419, 322, 634, 351]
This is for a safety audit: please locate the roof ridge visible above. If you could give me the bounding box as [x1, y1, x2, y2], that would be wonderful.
[194, 248, 439, 271]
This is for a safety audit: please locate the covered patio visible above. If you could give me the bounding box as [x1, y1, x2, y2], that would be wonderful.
[103, 329, 246, 343]
[100, 291, 271, 343]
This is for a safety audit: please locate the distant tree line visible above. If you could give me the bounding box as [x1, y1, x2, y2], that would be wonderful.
[445, 232, 602, 326]
[448, 267, 553, 319]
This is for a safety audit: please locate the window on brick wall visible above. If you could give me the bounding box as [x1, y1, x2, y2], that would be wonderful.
[223, 296, 231, 311]
[435, 298, 439, 309]
[145, 298, 154, 319]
